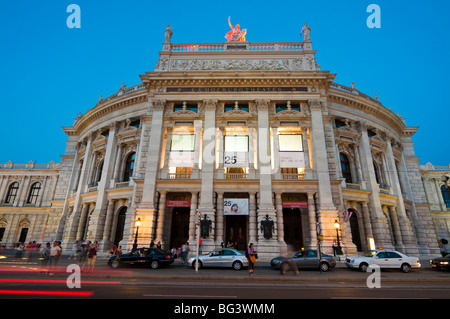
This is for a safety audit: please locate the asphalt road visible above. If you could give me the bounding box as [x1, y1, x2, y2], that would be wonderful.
[0, 253, 449, 301]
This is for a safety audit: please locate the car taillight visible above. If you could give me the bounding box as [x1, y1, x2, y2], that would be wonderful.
[166, 255, 171, 259]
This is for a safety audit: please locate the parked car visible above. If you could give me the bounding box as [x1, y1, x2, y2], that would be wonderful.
[345, 249, 420, 273]
[270, 249, 336, 272]
[430, 254, 450, 271]
[107, 248, 174, 269]
[188, 248, 248, 270]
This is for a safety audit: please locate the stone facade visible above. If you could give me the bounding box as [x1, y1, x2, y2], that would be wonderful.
[0, 30, 446, 259]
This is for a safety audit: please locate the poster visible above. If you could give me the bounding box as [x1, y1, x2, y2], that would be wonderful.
[224, 198, 249, 215]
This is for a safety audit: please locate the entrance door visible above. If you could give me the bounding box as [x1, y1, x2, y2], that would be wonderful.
[283, 208, 303, 250]
[19, 228, 28, 243]
[114, 207, 127, 247]
[169, 207, 190, 250]
[225, 215, 247, 251]
[349, 210, 362, 252]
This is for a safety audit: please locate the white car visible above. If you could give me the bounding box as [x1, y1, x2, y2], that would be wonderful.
[188, 248, 249, 270]
[345, 250, 421, 273]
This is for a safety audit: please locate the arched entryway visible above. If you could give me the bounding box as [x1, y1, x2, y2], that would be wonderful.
[348, 209, 362, 252]
[113, 207, 127, 247]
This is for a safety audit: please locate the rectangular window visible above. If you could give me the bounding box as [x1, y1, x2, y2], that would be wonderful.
[224, 135, 249, 152]
[279, 134, 303, 152]
[171, 134, 195, 151]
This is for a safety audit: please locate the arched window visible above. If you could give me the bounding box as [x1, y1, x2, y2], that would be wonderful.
[27, 182, 41, 204]
[340, 153, 353, 183]
[373, 161, 381, 185]
[441, 185, 450, 208]
[123, 152, 136, 182]
[93, 160, 104, 184]
[5, 182, 19, 204]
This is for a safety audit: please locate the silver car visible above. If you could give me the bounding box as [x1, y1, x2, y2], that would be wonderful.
[188, 248, 249, 270]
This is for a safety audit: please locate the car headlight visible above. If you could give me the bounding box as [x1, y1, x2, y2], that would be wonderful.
[439, 261, 449, 265]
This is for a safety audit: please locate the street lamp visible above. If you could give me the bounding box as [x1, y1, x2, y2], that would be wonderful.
[132, 218, 141, 251]
[334, 220, 343, 256]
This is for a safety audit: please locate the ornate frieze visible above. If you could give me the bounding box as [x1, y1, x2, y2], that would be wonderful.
[161, 58, 316, 72]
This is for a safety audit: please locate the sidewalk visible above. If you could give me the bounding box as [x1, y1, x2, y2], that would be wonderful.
[2, 251, 449, 283]
[18, 254, 450, 283]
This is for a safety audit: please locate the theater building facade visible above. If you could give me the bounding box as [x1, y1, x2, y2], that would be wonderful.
[0, 28, 447, 259]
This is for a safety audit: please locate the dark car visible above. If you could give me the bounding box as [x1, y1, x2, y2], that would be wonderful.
[107, 248, 174, 269]
[430, 254, 450, 271]
[271, 249, 336, 272]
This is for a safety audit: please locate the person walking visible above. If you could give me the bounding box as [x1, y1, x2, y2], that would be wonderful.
[40, 242, 51, 275]
[77, 241, 90, 272]
[70, 241, 79, 260]
[246, 243, 257, 276]
[48, 241, 61, 275]
[86, 241, 98, 273]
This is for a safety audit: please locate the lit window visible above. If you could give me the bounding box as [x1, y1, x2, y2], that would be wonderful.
[123, 153, 136, 182]
[171, 134, 195, 151]
[278, 135, 303, 152]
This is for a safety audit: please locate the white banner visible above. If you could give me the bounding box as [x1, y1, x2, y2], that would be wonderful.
[168, 151, 195, 167]
[224, 152, 249, 167]
[224, 198, 249, 215]
[279, 152, 305, 168]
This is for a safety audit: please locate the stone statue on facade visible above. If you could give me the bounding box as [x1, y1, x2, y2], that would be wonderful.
[225, 16, 247, 42]
[164, 24, 173, 43]
[300, 23, 311, 42]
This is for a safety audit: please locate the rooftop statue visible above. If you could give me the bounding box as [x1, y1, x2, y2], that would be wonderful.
[165, 24, 173, 43]
[300, 23, 311, 42]
[225, 16, 247, 42]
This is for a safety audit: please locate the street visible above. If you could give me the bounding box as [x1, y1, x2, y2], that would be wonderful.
[0, 252, 449, 300]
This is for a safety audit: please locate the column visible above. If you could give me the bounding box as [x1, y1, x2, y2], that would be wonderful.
[309, 100, 338, 253]
[63, 134, 95, 247]
[388, 206, 404, 251]
[197, 100, 217, 251]
[136, 99, 166, 246]
[155, 191, 167, 248]
[217, 125, 225, 179]
[161, 125, 173, 178]
[89, 122, 119, 247]
[307, 192, 318, 250]
[275, 193, 285, 245]
[384, 136, 419, 254]
[188, 192, 198, 244]
[301, 126, 312, 179]
[101, 199, 116, 248]
[76, 203, 90, 241]
[215, 192, 224, 245]
[357, 120, 392, 249]
[249, 192, 257, 244]
[361, 201, 374, 250]
[255, 99, 277, 256]
[272, 126, 281, 179]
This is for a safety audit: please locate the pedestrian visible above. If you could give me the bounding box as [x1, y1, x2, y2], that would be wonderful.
[198, 238, 203, 255]
[181, 242, 190, 264]
[86, 241, 98, 273]
[280, 245, 299, 275]
[117, 245, 122, 255]
[40, 242, 51, 275]
[246, 243, 257, 276]
[26, 242, 33, 261]
[70, 241, 79, 259]
[48, 241, 61, 275]
[108, 245, 118, 257]
[16, 242, 25, 258]
[77, 241, 90, 272]
[156, 241, 162, 249]
[150, 239, 155, 248]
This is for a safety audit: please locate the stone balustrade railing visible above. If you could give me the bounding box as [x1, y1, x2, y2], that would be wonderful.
[170, 41, 305, 53]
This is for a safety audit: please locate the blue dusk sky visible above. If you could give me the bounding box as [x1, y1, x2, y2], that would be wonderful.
[0, 0, 448, 166]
